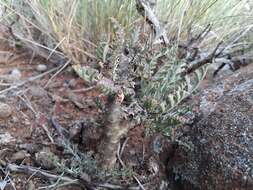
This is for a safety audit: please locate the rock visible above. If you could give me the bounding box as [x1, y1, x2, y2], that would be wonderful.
[0, 102, 12, 118]
[10, 68, 22, 80]
[169, 65, 253, 190]
[80, 172, 91, 182]
[18, 143, 41, 154]
[36, 64, 47, 72]
[0, 68, 21, 82]
[35, 148, 59, 170]
[0, 132, 15, 144]
[68, 79, 77, 88]
[69, 122, 82, 141]
[11, 150, 29, 163]
[29, 86, 47, 98]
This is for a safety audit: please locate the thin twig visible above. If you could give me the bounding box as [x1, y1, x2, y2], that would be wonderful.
[17, 94, 37, 116]
[71, 86, 96, 93]
[51, 117, 69, 140]
[25, 168, 40, 184]
[44, 59, 71, 88]
[51, 117, 81, 161]
[0, 168, 17, 190]
[0, 67, 59, 94]
[39, 122, 55, 143]
[5, 163, 139, 190]
[37, 172, 66, 190]
[133, 175, 146, 190]
[188, 24, 212, 46]
[47, 37, 66, 61]
[120, 137, 129, 157]
[6, 164, 80, 185]
[182, 41, 223, 76]
[117, 143, 126, 168]
[142, 143, 145, 163]
[96, 183, 139, 190]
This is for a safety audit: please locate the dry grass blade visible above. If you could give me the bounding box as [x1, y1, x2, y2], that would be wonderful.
[0, 67, 59, 94]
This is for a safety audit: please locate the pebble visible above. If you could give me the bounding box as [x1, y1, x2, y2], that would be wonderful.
[10, 68, 22, 80]
[68, 79, 77, 88]
[0, 102, 12, 119]
[80, 172, 91, 182]
[29, 86, 47, 98]
[11, 150, 29, 163]
[35, 148, 59, 169]
[69, 123, 82, 140]
[36, 64, 47, 72]
[0, 132, 15, 144]
[18, 143, 41, 154]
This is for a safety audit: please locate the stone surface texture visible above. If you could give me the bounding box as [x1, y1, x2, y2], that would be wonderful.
[170, 64, 253, 190]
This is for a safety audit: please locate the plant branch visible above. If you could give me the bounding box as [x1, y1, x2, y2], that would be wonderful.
[182, 41, 223, 76]
[135, 0, 169, 45]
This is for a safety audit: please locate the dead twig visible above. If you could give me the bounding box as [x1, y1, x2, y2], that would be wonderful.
[120, 137, 129, 157]
[182, 41, 223, 76]
[51, 117, 81, 161]
[117, 143, 126, 168]
[17, 94, 37, 116]
[187, 24, 212, 46]
[133, 175, 146, 190]
[0, 66, 59, 94]
[39, 122, 55, 144]
[0, 168, 17, 190]
[37, 172, 66, 190]
[95, 183, 139, 190]
[44, 59, 71, 88]
[51, 117, 69, 140]
[136, 0, 169, 45]
[71, 86, 96, 93]
[6, 164, 81, 186]
[5, 163, 139, 190]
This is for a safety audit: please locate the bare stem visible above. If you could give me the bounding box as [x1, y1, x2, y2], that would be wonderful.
[98, 91, 129, 170]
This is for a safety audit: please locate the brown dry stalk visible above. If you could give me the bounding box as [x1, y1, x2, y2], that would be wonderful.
[5, 163, 140, 189]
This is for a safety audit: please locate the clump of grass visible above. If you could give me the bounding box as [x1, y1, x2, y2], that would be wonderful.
[1, 0, 252, 63]
[157, 0, 253, 45]
[1, 0, 138, 63]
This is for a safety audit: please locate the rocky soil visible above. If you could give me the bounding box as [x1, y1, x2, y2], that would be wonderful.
[169, 64, 253, 190]
[0, 28, 252, 189]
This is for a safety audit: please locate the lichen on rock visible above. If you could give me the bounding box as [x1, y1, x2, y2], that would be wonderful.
[170, 64, 253, 190]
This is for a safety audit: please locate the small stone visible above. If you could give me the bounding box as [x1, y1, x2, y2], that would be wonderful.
[0, 132, 15, 144]
[35, 148, 59, 169]
[0, 102, 12, 119]
[27, 181, 36, 190]
[68, 79, 77, 88]
[80, 172, 91, 182]
[24, 119, 31, 126]
[11, 150, 29, 163]
[29, 86, 47, 98]
[10, 68, 22, 80]
[69, 123, 82, 140]
[18, 143, 41, 154]
[36, 64, 47, 72]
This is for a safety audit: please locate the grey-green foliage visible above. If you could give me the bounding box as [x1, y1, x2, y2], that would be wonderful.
[73, 10, 209, 133]
[74, 34, 207, 135]
[139, 46, 207, 134]
[141, 47, 207, 113]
